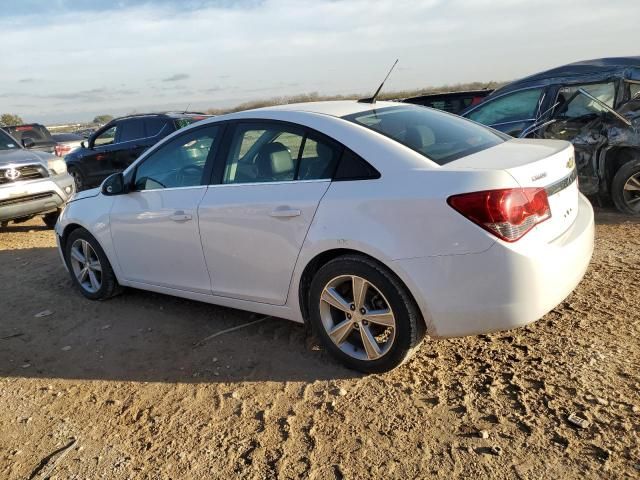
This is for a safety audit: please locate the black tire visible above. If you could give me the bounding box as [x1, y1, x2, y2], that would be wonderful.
[611, 154, 640, 215]
[308, 254, 425, 373]
[42, 210, 60, 229]
[64, 228, 122, 300]
[68, 166, 86, 191]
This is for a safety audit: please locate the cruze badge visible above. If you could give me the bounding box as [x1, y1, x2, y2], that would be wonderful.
[531, 172, 547, 182]
[566, 157, 575, 169]
[4, 168, 20, 180]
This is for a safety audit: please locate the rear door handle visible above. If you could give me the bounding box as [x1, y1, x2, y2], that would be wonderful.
[270, 207, 301, 218]
[169, 210, 193, 222]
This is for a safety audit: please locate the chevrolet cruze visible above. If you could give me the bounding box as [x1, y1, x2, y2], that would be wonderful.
[55, 101, 594, 372]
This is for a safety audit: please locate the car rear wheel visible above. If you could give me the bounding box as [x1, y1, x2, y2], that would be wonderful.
[612, 155, 640, 215]
[308, 255, 425, 373]
[65, 228, 122, 300]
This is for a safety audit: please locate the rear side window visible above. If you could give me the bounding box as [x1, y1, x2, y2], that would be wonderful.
[334, 149, 380, 180]
[466, 88, 544, 125]
[145, 118, 167, 137]
[344, 105, 506, 165]
[222, 123, 341, 184]
[119, 119, 145, 142]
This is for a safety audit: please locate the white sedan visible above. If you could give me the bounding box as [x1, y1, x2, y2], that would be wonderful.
[55, 101, 594, 372]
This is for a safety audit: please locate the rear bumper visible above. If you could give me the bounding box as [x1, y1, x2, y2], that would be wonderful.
[395, 193, 595, 337]
[0, 174, 74, 222]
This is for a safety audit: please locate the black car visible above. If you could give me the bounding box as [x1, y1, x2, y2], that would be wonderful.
[461, 57, 640, 214]
[1, 123, 57, 154]
[402, 89, 493, 115]
[65, 112, 210, 190]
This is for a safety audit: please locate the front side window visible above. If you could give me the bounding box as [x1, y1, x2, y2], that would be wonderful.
[630, 83, 640, 100]
[344, 105, 506, 165]
[93, 125, 117, 147]
[134, 125, 219, 191]
[466, 88, 544, 125]
[222, 123, 340, 184]
[554, 82, 616, 119]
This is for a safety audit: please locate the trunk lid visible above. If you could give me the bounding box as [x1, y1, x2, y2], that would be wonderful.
[448, 139, 579, 242]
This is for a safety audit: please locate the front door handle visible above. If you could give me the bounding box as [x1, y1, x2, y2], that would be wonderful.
[270, 207, 301, 218]
[169, 210, 192, 222]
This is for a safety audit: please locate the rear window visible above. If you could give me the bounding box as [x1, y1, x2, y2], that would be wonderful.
[174, 116, 209, 130]
[6, 124, 54, 144]
[343, 105, 507, 165]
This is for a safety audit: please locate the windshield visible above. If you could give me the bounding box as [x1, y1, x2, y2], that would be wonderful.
[343, 105, 507, 165]
[0, 130, 20, 151]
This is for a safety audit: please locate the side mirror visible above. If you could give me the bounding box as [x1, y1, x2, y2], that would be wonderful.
[101, 172, 126, 196]
[22, 138, 35, 149]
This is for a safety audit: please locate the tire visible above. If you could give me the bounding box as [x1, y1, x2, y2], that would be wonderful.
[308, 254, 425, 373]
[611, 155, 640, 215]
[68, 166, 86, 192]
[64, 228, 122, 300]
[42, 210, 60, 229]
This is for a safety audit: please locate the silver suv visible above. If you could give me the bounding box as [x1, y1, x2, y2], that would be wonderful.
[0, 128, 75, 228]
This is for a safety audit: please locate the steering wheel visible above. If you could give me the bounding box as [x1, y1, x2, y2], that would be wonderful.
[176, 164, 204, 186]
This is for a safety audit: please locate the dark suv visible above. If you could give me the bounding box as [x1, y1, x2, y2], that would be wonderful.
[461, 57, 640, 214]
[65, 112, 210, 190]
[1, 124, 57, 154]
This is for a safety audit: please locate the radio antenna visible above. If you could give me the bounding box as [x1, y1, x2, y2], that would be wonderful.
[358, 59, 399, 104]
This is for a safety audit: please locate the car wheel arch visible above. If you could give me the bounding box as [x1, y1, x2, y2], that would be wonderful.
[605, 147, 640, 188]
[296, 247, 430, 332]
[60, 224, 120, 280]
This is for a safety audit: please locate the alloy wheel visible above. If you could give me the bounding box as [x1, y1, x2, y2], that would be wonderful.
[69, 239, 102, 293]
[623, 172, 640, 212]
[319, 275, 396, 361]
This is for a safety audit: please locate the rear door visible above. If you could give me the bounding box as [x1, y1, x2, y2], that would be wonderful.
[198, 121, 341, 305]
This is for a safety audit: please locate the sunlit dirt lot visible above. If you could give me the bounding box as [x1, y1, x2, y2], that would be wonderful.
[0, 209, 638, 479]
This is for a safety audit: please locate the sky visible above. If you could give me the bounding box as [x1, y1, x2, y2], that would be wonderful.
[0, 0, 637, 124]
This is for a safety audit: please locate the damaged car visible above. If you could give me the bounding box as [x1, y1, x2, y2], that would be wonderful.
[462, 57, 640, 214]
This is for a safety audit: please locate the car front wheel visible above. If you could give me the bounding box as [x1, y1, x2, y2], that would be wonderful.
[611, 154, 640, 215]
[64, 228, 122, 300]
[68, 166, 86, 192]
[308, 255, 425, 373]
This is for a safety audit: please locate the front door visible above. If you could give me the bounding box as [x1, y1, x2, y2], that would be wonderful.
[110, 124, 221, 293]
[198, 122, 341, 305]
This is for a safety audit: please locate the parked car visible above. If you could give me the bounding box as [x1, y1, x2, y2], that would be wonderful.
[55, 101, 593, 372]
[0, 128, 74, 228]
[1, 123, 57, 154]
[402, 89, 493, 114]
[52, 133, 84, 157]
[462, 57, 640, 214]
[64, 112, 210, 190]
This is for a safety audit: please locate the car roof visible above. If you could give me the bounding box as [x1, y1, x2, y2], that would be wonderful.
[235, 100, 407, 118]
[113, 112, 211, 122]
[486, 56, 640, 99]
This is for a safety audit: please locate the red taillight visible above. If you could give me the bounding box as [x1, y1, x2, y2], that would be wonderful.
[447, 187, 551, 242]
[55, 144, 71, 157]
[15, 126, 34, 131]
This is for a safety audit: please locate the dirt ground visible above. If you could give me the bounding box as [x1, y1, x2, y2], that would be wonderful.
[0, 209, 638, 479]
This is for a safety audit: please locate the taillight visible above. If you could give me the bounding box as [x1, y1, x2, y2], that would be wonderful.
[447, 187, 551, 242]
[55, 144, 71, 157]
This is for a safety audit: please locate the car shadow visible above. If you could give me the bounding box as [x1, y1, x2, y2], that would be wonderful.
[0, 223, 51, 233]
[593, 206, 640, 225]
[0, 247, 360, 383]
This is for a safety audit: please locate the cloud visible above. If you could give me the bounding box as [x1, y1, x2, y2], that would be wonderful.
[18, 78, 36, 83]
[0, 0, 637, 123]
[163, 73, 190, 82]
